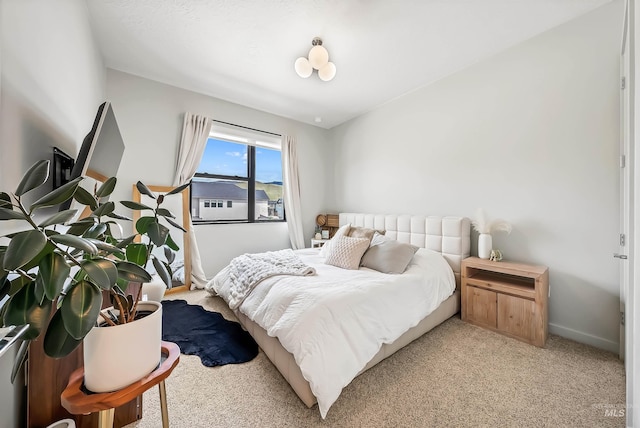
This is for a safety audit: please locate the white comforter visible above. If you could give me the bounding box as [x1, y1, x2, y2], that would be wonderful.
[206, 247, 455, 418]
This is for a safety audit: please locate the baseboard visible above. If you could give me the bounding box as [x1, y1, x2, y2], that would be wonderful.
[549, 323, 620, 355]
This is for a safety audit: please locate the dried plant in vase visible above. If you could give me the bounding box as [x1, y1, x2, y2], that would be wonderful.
[471, 208, 512, 259]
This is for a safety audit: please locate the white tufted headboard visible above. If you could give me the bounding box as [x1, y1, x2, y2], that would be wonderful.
[339, 213, 471, 285]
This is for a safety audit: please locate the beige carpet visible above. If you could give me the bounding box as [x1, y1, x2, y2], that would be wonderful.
[125, 290, 625, 428]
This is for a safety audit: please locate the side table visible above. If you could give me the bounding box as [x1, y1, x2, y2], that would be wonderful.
[61, 341, 180, 428]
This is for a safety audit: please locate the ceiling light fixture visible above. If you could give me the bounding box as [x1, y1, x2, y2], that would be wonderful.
[294, 37, 336, 82]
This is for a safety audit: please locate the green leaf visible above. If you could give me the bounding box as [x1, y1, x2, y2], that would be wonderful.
[0, 207, 25, 221]
[105, 212, 132, 221]
[116, 261, 152, 283]
[164, 246, 175, 265]
[115, 235, 137, 249]
[81, 259, 118, 290]
[0, 192, 12, 208]
[61, 280, 102, 340]
[147, 222, 169, 246]
[0, 276, 11, 301]
[3, 282, 52, 340]
[156, 208, 175, 219]
[37, 252, 70, 300]
[126, 243, 148, 266]
[50, 234, 98, 255]
[15, 160, 50, 197]
[96, 177, 117, 198]
[3, 230, 47, 270]
[165, 234, 180, 252]
[8, 276, 30, 297]
[83, 223, 107, 239]
[30, 177, 83, 211]
[166, 181, 190, 196]
[152, 256, 172, 288]
[86, 239, 124, 256]
[121, 201, 153, 211]
[43, 310, 82, 358]
[92, 201, 115, 217]
[165, 217, 187, 233]
[135, 216, 155, 235]
[73, 186, 98, 210]
[20, 241, 55, 272]
[66, 221, 94, 236]
[136, 181, 156, 199]
[38, 209, 78, 227]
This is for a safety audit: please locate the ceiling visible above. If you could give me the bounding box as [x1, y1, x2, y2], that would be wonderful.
[86, 0, 611, 129]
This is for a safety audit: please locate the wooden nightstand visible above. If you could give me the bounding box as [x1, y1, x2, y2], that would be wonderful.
[461, 257, 549, 347]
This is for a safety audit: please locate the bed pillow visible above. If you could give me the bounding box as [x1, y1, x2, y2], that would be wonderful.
[360, 239, 419, 274]
[324, 236, 370, 270]
[319, 223, 351, 257]
[347, 226, 385, 242]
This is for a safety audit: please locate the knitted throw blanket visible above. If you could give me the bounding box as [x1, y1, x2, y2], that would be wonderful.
[228, 249, 316, 310]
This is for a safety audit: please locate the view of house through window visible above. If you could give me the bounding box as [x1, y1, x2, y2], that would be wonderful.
[191, 122, 284, 223]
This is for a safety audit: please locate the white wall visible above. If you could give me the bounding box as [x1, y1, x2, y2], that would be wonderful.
[105, 69, 330, 276]
[0, 1, 106, 426]
[329, 1, 625, 352]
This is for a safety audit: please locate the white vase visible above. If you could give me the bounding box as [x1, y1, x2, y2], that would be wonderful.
[478, 233, 492, 259]
[83, 301, 162, 393]
[142, 275, 167, 302]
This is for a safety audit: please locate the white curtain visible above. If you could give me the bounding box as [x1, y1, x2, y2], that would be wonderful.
[173, 113, 212, 289]
[282, 135, 305, 250]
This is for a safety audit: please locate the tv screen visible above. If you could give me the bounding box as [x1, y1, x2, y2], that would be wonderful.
[52, 147, 74, 190]
[61, 101, 125, 211]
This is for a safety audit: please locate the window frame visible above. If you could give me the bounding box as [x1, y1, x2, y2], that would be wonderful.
[190, 123, 285, 225]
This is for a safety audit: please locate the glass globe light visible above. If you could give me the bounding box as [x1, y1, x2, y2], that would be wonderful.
[318, 62, 336, 81]
[308, 45, 329, 70]
[294, 57, 312, 78]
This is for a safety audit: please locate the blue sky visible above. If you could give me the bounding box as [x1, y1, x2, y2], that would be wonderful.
[198, 138, 282, 183]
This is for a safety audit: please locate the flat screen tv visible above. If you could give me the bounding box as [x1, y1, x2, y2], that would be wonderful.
[60, 101, 125, 210]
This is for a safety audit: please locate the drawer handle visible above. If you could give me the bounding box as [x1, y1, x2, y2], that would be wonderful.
[614, 253, 628, 260]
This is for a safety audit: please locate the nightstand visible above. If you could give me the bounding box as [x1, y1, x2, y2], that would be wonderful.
[461, 257, 549, 347]
[310, 239, 329, 248]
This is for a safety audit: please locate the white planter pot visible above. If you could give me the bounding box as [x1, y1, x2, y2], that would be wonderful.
[478, 233, 493, 259]
[83, 301, 162, 393]
[142, 276, 167, 302]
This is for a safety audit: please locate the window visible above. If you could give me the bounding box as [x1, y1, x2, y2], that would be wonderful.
[191, 122, 284, 223]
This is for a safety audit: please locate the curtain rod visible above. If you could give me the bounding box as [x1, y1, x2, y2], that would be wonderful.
[212, 119, 282, 137]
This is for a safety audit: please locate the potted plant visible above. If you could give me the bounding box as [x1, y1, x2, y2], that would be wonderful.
[471, 208, 512, 259]
[0, 160, 188, 391]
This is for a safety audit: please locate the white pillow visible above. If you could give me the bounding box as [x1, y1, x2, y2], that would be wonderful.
[324, 236, 370, 270]
[360, 239, 419, 274]
[319, 223, 351, 257]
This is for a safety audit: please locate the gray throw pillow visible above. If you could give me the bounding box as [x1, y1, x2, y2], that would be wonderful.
[360, 240, 419, 274]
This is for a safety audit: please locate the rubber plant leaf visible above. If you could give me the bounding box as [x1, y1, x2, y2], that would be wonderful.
[92, 201, 115, 217]
[152, 255, 171, 288]
[0, 192, 12, 208]
[37, 251, 70, 300]
[38, 209, 78, 228]
[3, 230, 47, 270]
[116, 261, 152, 283]
[115, 234, 136, 249]
[81, 259, 118, 290]
[49, 234, 99, 255]
[164, 246, 175, 264]
[166, 182, 190, 196]
[147, 221, 169, 246]
[95, 177, 117, 199]
[30, 177, 83, 212]
[3, 282, 52, 340]
[0, 207, 25, 221]
[135, 216, 155, 235]
[121, 200, 153, 211]
[86, 239, 124, 256]
[135, 181, 156, 199]
[42, 310, 82, 358]
[61, 280, 102, 340]
[126, 243, 148, 266]
[105, 212, 132, 221]
[83, 223, 108, 239]
[165, 217, 187, 233]
[156, 208, 175, 219]
[165, 234, 180, 252]
[73, 186, 98, 210]
[15, 160, 49, 197]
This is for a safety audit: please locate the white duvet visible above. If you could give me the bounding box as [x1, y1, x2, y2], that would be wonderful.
[206, 247, 455, 418]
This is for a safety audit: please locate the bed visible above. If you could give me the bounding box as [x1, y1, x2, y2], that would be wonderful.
[205, 213, 470, 418]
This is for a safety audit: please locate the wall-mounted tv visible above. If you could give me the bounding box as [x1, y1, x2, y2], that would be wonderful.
[60, 101, 125, 210]
[52, 147, 74, 189]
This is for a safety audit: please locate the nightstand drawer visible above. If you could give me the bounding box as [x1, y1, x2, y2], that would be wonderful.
[464, 286, 497, 328]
